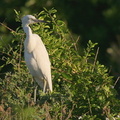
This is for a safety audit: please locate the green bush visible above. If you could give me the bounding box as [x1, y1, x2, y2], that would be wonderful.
[0, 8, 120, 120]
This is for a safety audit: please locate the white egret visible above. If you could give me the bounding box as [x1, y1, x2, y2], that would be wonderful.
[21, 15, 52, 97]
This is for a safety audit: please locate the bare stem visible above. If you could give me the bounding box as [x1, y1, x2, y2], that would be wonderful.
[0, 22, 16, 33]
[114, 76, 120, 87]
[92, 47, 99, 72]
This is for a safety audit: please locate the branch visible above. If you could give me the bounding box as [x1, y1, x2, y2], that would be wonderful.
[0, 22, 16, 33]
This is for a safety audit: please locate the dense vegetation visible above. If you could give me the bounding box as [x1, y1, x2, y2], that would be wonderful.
[1, 0, 120, 98]
[0, 8, 120, 120]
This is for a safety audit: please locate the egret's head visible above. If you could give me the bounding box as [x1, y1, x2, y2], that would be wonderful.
[21, 15, 45, 26]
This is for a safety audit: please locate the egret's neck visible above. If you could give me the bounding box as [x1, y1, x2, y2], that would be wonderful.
[22, 24, 36, 53]
[22, 24, 32, 37]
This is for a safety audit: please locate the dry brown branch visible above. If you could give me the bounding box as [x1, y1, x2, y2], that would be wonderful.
[0, 22, 16, 33]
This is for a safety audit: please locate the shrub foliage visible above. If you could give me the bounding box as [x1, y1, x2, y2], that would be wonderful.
[0, 8, 120, 119]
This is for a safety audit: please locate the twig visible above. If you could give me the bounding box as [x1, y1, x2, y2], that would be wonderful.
[114, 76, 120, 87]
[92, 47, 99, 72]
[108, 66, 112, 75]
[65, 104, 75, 120]
[0, 22, 16, 33]
[74, 35, 80, 51]
[69, 32, 80, 51]
[0, 22, 24, 36]
[87, 97, 92, 115]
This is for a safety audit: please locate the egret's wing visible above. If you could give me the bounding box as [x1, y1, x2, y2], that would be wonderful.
[32, 34, 52, 91]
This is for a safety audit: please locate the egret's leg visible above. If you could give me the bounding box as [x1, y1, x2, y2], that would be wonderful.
[43, 80, 47, 93]
[34, 85, 37, 103]
[33, 77, 37, 103]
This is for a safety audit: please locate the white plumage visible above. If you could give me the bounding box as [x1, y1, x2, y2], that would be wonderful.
[21, 15, 52, 93]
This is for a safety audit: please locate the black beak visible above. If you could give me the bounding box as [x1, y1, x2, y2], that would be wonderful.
[33, 19, 48, 23]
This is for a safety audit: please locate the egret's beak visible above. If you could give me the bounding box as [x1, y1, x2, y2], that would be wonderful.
[33, 19, 47, 23]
